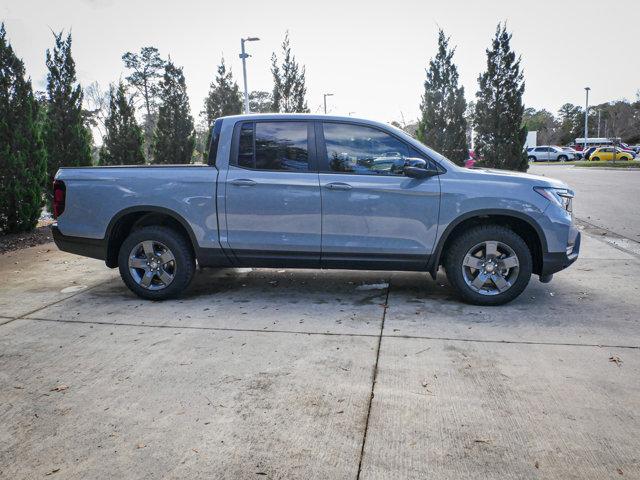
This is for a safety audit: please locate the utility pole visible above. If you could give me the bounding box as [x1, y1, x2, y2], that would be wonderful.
[597, 109, 601, 138]
[584, 87, 590, 151]
[240, 37, 260, 114]
[323, 93, 333, 114]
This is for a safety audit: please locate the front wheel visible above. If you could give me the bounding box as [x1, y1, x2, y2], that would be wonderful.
[557, 155, 568, 162]
[591, 156, 600, 161]
[528, 156, 537, 162]
[444, 225, 532, 306]
[118, 225, 195, 300]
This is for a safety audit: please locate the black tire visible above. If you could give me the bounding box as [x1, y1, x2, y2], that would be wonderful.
[118, 225, 195, 300]
[591, 156, 600, 162]
[557, 155, 568, 162]
[443, 225, 532, 306]
[528, 156, 537, 162]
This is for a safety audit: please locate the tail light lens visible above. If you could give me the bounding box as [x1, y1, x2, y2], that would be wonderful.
[53, 180, 66, 219]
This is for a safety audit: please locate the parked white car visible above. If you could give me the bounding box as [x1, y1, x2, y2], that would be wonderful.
[527, 146, 576, 162]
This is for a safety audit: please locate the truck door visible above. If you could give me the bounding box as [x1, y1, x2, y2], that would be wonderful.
[317, 121, 440, 270]
[222, 120, 321, 267]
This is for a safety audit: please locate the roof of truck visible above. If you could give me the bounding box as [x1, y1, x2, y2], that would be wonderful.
[221, 112, 380, 123]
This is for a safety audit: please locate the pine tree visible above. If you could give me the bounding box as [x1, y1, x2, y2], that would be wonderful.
[99, 82, 145, 165]
[0, 24, 47, 233]
[202, 58, 242, 130]
[44, 31, 92, 205]
[122, 47, 166, 161]
[153, 61, 195, 164]
[417, 29, 468, 166]
[271, 32, 309, 113]
[474, 23, 528, 172]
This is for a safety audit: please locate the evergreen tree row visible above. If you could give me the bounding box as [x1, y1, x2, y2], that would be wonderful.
[1, 22, 530, 235]
[417, 23, 527, 172]
[0, 24, 47, 233]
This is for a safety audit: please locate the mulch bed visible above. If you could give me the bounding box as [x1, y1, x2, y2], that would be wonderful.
[0, 224, 54, 255]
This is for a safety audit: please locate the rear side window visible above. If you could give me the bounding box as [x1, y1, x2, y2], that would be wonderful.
[236, 121, 309, 171]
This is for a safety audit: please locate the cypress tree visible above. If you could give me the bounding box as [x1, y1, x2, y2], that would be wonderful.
[474, 23, 528, 171]
[152, 61, 195, 164]
[202, 58, 242, 131]
[44, 31, 92, 205]
[271, 32, 309, 113]
[99, 82, 145, 165]
[0, 24, 47, 233]
[417, 29, 468, 166]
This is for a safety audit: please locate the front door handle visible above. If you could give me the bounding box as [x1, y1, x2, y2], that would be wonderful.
[325, 182, 352, 191]
[230, 178, 257, 187]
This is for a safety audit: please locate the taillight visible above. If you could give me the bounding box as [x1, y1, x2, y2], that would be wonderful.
[53, 180, 66, 219]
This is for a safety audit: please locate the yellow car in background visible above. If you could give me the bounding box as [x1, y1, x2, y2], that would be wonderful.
[589, 147, 634, 161]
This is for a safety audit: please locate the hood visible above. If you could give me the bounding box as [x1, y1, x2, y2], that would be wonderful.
[461, 167, 569, 189]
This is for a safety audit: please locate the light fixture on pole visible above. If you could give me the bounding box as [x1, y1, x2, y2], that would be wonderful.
[583, 87, 590, 151]
[323, 93, 334, 114]
[240, 36, 260, 114]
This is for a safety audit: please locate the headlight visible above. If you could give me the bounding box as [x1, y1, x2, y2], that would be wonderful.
[534, 187, 574, 212]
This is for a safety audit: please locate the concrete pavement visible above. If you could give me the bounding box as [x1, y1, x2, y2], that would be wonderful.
[1, 232, 639, 479]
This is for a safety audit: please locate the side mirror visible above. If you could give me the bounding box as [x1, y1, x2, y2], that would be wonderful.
[404, 165, 440, 179]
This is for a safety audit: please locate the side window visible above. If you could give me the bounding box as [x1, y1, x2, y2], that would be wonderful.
[236, 121, 309, 171]
[323, 123, 424, 176]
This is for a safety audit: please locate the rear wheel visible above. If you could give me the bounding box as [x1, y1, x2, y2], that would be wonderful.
[557, 155, 568, 162]
[118, 225, 195, 300]
[528, 156, 537, 162]
[444, 225, 532, 306]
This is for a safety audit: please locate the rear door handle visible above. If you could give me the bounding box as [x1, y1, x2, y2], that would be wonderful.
[230, 179, 257, 187]
[325, 182, 352, 191]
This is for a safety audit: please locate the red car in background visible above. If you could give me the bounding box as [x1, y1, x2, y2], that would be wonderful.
[465, 150, 477, 168]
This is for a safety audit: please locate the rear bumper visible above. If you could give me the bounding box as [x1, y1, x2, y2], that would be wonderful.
[52, 225, 106, 261]
[540, 231, 580, 276]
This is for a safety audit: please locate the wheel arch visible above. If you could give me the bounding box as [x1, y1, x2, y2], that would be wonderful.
[105, 206, 197, 268]
[428, 210, 547, 277]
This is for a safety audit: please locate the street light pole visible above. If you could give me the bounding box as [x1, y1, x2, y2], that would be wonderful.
[584, 87, 590, 151]
[240, 37, 260, 114]
[323, 93, 333, 114]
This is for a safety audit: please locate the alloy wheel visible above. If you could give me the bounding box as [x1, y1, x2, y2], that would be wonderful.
[128, 240, 176, 290]
[461, 240, 520, 296]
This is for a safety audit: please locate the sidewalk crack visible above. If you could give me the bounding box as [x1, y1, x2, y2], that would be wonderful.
[356, 280, 390, 479]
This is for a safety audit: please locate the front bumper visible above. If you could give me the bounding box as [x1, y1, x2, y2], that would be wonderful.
[52, 225, 107, 261]
[540, 231, 580, 275]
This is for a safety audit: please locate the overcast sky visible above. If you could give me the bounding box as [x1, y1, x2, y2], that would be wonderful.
[2, 0, 639, 126]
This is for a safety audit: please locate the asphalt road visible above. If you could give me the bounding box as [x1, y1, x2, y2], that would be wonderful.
[529, 164, 640, 239]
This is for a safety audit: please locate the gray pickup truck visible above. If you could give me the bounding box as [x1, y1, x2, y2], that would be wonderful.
[52, 114, 580, 305]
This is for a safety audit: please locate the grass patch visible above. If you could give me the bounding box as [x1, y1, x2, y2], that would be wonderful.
[529, 161, 582, 166]
[573, 160, 640, 168]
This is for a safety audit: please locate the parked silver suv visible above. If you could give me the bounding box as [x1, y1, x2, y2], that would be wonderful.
[527, 146, 575, 162]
